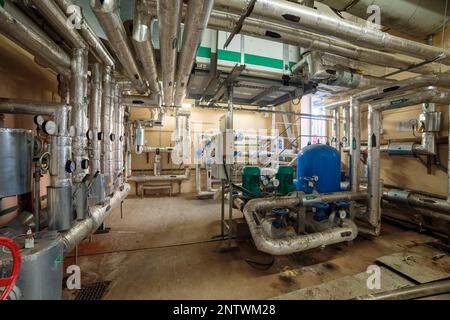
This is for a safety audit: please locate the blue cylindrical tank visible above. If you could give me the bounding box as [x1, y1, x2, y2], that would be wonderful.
[295, 144, 341, 194]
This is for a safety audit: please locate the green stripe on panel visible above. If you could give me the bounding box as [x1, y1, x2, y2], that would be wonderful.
[217, 49, 241, 63]
[244, 53, 284, 70]
[197, 46, 212, 59]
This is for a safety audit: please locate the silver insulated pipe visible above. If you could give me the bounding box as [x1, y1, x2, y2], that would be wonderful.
[90, 0, 146, 91]
[102, 66, 115, 196]
[173, 0, 209, 107]
[133, 0, 160, 94]
[213, 0, 450, 65]
[0, 1, 71, 75]
[89, 63, 102, 174]
[158, 0, 182, 106]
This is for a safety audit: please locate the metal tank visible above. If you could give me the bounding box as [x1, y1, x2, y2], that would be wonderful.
[0, 128, 33, 198]
[0, 231, 63, 300]
[295, 144, 341, 194]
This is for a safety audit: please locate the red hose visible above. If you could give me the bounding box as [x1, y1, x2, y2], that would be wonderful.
[0, 237, 21, 300]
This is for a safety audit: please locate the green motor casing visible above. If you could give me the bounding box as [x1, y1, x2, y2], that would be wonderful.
[242, 166, 261, 198]
[276, 166, 295, 195]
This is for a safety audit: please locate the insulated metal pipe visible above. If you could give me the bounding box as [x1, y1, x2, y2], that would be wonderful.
[113, 81, 123, 189]
[56, 0, 115, 67]
[349, 97, 360, 192]
[383, 189, 450, 213]
[0, 1, 71, 75]
[89, 63, 102, 174]
[30, 0, 87, 49]
[70, 48, 89, 184]
[448, 104, 450, 204]
[332, 109, 340, 153]
[242, 196, 358, 255]
[90, 0, 146, 91]
[213, 0, 450, 65]
[343, 105, 349, 148]
[158, 0, 182, 106]
[357, 279, 450, 300]
[174, 0, 208, 107]
[132, 1, 160, 94]
[367, 105, 381, 233]
[102, 66, 115, 195]
[61, 183, 130, 255]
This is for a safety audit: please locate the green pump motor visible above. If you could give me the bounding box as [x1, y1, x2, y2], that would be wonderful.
[242, 166, 261, 198]
[276, 166, 295, 196]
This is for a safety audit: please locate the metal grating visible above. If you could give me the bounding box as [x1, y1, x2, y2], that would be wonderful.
[74, 281, 111, 300]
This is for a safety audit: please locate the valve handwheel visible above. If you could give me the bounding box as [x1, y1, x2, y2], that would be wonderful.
[0, 237, 21, 300]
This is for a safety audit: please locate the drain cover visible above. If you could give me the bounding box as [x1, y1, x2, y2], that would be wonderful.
[74, 281, 111, 300]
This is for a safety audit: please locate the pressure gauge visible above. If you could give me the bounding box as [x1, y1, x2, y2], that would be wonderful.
[86, 129, 94, 141]
[65, 160, 76, 173]
[273, 179, 280, 188]
[42, 120, 57, 135]
[34, 115, 45, 127]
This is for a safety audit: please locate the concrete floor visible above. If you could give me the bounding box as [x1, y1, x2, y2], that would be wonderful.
[64, 193, 439, 300]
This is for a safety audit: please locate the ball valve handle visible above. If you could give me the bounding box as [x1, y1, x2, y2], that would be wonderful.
[0, 237, 21, 300]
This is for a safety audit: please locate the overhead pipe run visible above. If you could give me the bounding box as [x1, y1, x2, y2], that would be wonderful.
[174, 0, 209, 107]
[30, 0, 87, 50]
[158, 0, 182, 106]
[213, 0, 450, 65]
[133, 0, 160, 94]
[56, 0, 115, 67]
[0, 1, 71, 75]
[90, 0, 146, 92]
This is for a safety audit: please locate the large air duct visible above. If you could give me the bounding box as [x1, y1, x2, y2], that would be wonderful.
[173, 0, 209, 107]
[91, 0, 146, 91]
[213, 0, 450, 65]
[158, 0, 182, 106]
[132, 0, 160, 94]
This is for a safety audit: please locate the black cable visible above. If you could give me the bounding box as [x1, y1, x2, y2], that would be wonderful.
[245, 257, 275, 271]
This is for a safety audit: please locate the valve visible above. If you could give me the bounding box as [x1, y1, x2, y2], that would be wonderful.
[0, 237, 21, 300]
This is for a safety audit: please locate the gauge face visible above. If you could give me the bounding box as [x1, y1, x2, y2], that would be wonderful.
[34, 115, 45, 126]
[65, 160, 76, 173]
[43, 121, 57, 135]
[86, 129, 94, 140]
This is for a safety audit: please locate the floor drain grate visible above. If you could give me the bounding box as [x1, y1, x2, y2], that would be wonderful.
[74, 281, 111, 300]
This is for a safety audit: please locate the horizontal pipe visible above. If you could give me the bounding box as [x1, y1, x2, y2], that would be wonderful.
[383, 189, 450, 213]
[213, 0, 450, 65]
[56, 0, 115, 66]
[133, 1, 160, 94]
[90, 0, 146, 91]
[30, 0, 87, 49]
[61, 183, 130, 255]
[356, 279, 450, 300]
[128, 168, 191, 183]
[242, 196, 358, 255]
[0, 1, 71, 74]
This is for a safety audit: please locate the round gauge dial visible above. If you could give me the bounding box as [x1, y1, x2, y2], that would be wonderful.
[42, 121, 57, 135]
[34, 115, 45, 127]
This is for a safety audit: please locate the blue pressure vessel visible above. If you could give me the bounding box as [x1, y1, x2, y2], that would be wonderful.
[295, 144, 341, 194]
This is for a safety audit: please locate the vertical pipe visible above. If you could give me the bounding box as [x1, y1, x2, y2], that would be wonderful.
[158, 0, 182, 106]
[343, 105, 349, 148]
[89, 63, 102, 174]
[350, 97, 360, 192]
[332, 108, 341, 153]
[71, 48, 89, 183]
[367, 105, 381, 233]
[102, 66, 114, 195]
[34, 167, 40, 232]
[228, 85, 234, 245]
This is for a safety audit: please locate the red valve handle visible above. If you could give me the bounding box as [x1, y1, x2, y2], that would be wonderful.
[0, 237, 21, 300]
